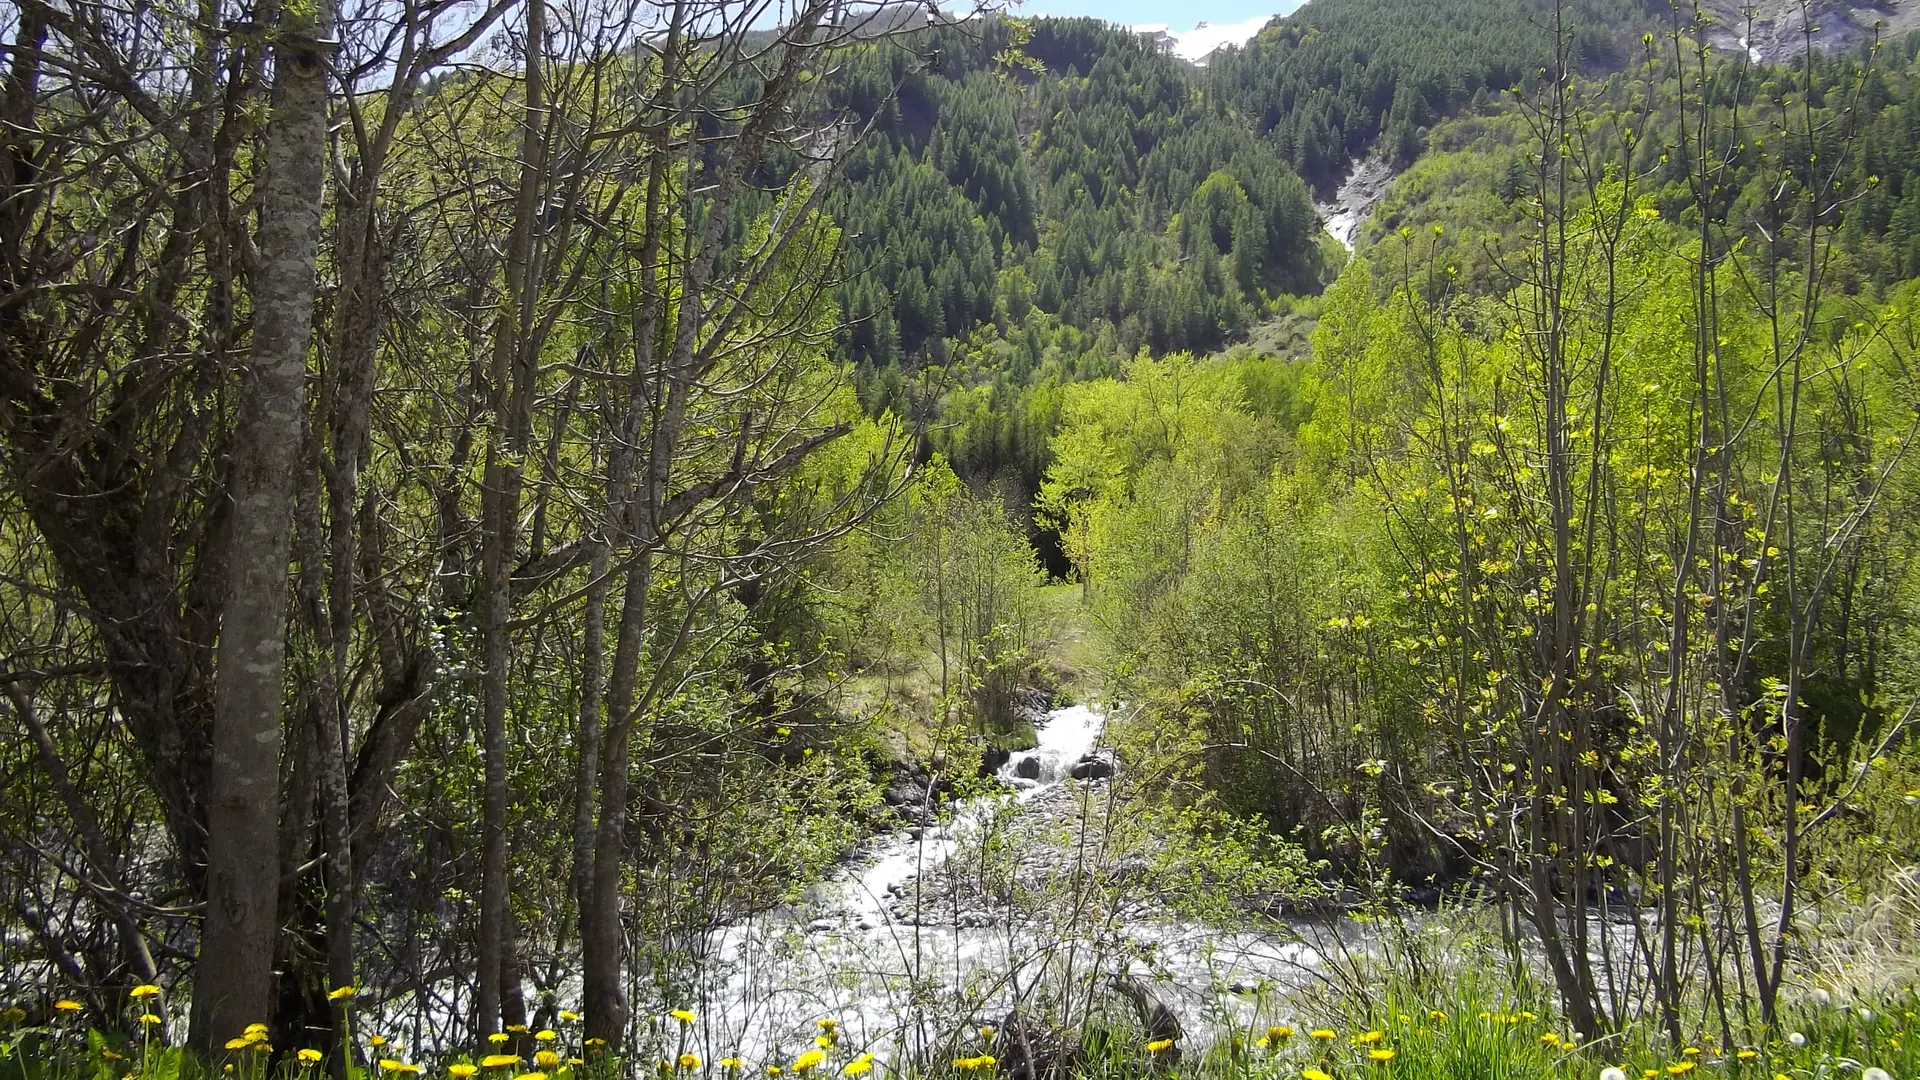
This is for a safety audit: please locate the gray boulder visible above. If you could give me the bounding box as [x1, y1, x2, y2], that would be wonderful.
[1068, 752, 1114, 781]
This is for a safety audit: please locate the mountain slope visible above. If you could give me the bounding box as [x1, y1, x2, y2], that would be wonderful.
[1700, 0, 1920, 60]
[826, 18, 1323, 373]
[1205, 0, 1663, 192]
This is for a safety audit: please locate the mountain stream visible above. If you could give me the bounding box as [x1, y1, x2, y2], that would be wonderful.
[672, 706, 1347, 1066]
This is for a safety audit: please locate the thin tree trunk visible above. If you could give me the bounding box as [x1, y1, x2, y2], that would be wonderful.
[476, 0, 545, 1037]
[585, 556, 652, 1043]
[193, 3, 333, 1049]
[572, 543, 607, 924]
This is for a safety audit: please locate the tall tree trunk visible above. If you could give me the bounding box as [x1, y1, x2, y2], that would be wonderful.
[581, 9, 680, 1037]
[476, 0, 544, 1036]
[193, 3, 333, 1050]
[584, 557, 651, 1044]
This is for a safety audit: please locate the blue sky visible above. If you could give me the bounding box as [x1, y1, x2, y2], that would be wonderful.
[1008, 0, 1307, 27]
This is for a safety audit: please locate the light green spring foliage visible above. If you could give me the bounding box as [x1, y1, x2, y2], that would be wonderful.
[1047, 180, 1920, 888]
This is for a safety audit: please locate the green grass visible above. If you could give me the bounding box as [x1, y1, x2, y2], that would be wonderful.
[9, 985, 1915, 1080]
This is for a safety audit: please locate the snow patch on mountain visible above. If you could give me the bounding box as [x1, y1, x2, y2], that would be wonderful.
[1131, 12, 1287, 64]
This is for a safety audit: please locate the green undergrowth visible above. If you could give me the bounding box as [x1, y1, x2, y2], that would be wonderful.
[6, 985, 1916, 1080]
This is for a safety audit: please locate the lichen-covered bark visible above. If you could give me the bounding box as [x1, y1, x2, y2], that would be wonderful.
[193, 8, 334, 1051]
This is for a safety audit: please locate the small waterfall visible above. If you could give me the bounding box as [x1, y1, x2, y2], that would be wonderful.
[996, 704, 1104, 792]
[1317, 156, 1395, 250]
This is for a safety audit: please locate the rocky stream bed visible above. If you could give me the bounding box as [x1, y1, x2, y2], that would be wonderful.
[667, 706, 1369, 1065]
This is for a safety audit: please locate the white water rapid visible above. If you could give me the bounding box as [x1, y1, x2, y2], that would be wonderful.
[670, 705, 1341, 1068]
[1318, 157, 1395, 250]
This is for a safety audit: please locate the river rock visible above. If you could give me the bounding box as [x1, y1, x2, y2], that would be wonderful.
[883, 761, 934, 821]
[1068, 751, 1114, 781]
[979, 745, 1012, 777]
[1011, 685, 1055, 726]
[1013, 755, 1042, 780]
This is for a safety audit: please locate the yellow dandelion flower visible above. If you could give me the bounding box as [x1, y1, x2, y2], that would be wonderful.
[328, 987, 357, 1002]
[138, 1014, 162, 1025]
[380, 1060, 407, 1073]
[449, 1066, 478, 1078]
[129, 985, 162, 1000]
[514, 1073, 549, 1080]
[1540, 1034, 1562, 1047]
[1369, 1050, 1394, 1063]
[1519, 1012, 1538, 1023]
[1682, 1048, 1700, 1058]
[586, 1039, 608, 1048]
[489, 1034, 511, 1045]
[534, 1031, 557, 1043]
[56, 1000, 84, 1013]
[979, 1027, 995, 1042]
[1356, 1031, 1384, 1045]
[671, 1010, 697, 1025]
[1311, 1029, 1337, 1041]
[844, 1054, 874, 1077]
[245, 1023, 269, 1037]
[720, 1060, 744, 1070]
[536, 1052, 560, 1068]
[817, 1020, 839, 1032]
[767, 1069, 781, 1077]
[1668, 1064, 1696, 1076]
[1304, 1070, 1334, 1080]
[680, 1054, 702, 1070]
[299, 1050, 325, 1065]
[816, 1036, 834, 1049]
[569, 1060, 584, 1067]
[101, 1051, 123, 1061]
[481, 1055, 522, 1069]
[1428, 1011, 1446, 1024]
[1738, 1051, 1758, 1061]
[793, 1051, 826, 1073]
[226, 1039, 253, 1051]
[1146, 1039, 1173, 1053]
[370, 1036, 390, 1049]
[559, 1011, 580, 1023]
[1268, 1026, 1293, 1043]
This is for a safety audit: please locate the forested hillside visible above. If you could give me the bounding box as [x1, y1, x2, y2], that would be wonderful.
[795, 18, 1328, 495]
[1208, 0, 1661, 189]
[1365, 26, 1920, 290]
